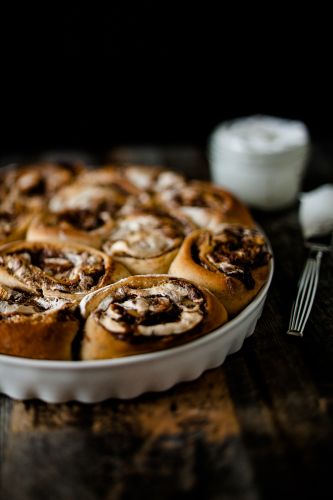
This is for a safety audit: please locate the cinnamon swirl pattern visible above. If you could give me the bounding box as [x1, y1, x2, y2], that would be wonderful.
[0, 162, 272, 361]
[80, 275, 228, 359]
[29, 181, 143, 247]
[26, 209, 114, 248]
[120, 165, 186, 192]
[155, 180, 254, 231]
[102, 210, 196, 274]
[169, 225, 271, 315]
[0, 285, 79, 360]
[0, 162, 84, 210]
[78, 164, 186, 193]
[49, 183, 129, 216]
[0, 241, 129, 301]
[75, 164, 184, 214]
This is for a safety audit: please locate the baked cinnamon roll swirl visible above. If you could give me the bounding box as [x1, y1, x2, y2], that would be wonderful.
[1, 162, 84, 210]
[76, 166, 139, 191]
[26, 208, 115, 249]
[0, 285, 79, 360]
[169, 225, 271, 315]
[35, 183, 137, 246]
[155, 180, 254, 231]
[0, 241, 130, 301]
[79, 163, 185, 190]
[102, 210, 196, 274]
[48, 183, 128, 214]
[77, 165, 185, 214]
[79, 275, 228, 359]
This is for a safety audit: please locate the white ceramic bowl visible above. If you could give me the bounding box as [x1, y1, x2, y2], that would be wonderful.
[0, 256, 274, 403]
[208, 115, 309, 210]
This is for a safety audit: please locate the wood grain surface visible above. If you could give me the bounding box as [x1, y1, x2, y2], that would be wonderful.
[0, 145, 332, 500]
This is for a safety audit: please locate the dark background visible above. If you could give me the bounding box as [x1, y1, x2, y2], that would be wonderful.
[0, 5, 332, 160]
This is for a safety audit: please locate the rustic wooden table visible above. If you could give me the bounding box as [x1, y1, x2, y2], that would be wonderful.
[0, 145, 332, 500]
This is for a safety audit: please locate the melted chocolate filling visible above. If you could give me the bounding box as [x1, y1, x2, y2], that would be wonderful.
[57, 209, 109, 231]
[22, 178, 46, 196]
[173, 189, 226, 209]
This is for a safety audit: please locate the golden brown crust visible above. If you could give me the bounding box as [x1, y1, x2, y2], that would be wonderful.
[0, 163, 268, 362]
[76, 166, 141, 194]
[1, 162, 85, 210]
[80, 164, 186, 192]
[101, 209, 196, 274]
[0, 312, 79, 360]
[169, 226, 271, 315]
[26, 210, 115, 248]
[155, 180, 254, 231]
[0, 285, 79, 360]
[48, 183, 128, 214]
[105, 249, 180, 276]
[0, 240, 130, 301]
[80, 275, 228, 359]
[76, 165, 186, 215]
[29, 180, 138, 248]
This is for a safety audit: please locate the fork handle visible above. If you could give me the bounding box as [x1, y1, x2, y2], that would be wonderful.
[287, 250, 323, 337]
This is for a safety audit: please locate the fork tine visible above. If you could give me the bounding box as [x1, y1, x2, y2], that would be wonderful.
[287, 251, 323, 336]
[298, 258, 321, 332]
[289, 259, 313, 331]
[296, 260, 317, 332]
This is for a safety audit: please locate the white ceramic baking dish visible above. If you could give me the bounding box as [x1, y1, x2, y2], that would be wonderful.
[0, 256, 274, 403]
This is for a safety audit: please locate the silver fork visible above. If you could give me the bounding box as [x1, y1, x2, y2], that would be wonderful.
[287, 232, 333, 337]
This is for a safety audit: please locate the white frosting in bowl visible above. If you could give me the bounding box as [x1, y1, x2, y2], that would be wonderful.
[211, 115, 309, 155]
[208, 115, 310, 210]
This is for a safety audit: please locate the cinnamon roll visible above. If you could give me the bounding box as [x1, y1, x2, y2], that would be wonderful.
[79, 275, 228, 359]
[77, 165, 184, 213]
[76, 165, 137, 191]
[169, 225, 271, 315]
[1, 162, 84, 210]
[36, 182, 137, 246]
[102, 209, 196, 274]
[26, 209, 115, 249]
[0, 285, 79, 360]
[0, 241, 130, 301]
[48, 183, 128, 214]
[79, 163, 185, 191]
[155, 180, 254, 231]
